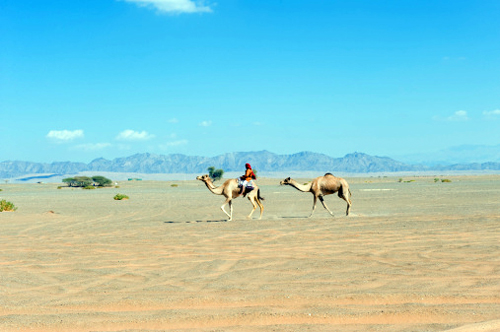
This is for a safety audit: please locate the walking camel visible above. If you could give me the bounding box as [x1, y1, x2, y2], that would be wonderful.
[196, 174, 264, 221]
[280, 173, 352, 217]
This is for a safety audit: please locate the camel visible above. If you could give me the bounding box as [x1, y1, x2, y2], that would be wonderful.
[280, 173, 352, 217]
[196, 175, 264, 221]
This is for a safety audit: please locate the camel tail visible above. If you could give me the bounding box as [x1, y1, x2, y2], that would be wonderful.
[257, 189, 265, 201]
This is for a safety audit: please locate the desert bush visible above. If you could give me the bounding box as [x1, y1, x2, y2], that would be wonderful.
[114, 194, 129, 200]
[0, 199, 17, 212]
[171, 184, 178, 187]
[208, 166, 224, 181]
[83, 185, 96, 190]
[441, 179, 452, 183]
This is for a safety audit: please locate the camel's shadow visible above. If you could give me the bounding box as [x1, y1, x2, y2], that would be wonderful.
[163, 219, 227, 224]
[196, 219, 227, 223]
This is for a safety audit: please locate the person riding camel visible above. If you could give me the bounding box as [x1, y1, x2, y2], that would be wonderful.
[239, 163, 256, 196]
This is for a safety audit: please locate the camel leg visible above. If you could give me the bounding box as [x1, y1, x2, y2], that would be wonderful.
[343, 195, 352, 216]
[256, 198, 264, 220]
[319, 196, 335, 217]
[247, 196, 257, 219]
[309, 196, 318, 218]
[341, 189, 352, 216]
[220, 198, 233, 221]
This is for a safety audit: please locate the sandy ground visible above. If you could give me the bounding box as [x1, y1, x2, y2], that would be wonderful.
[1, 175, 500, 332]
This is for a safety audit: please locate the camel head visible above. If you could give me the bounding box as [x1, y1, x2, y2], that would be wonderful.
[280, 177, 292, 185]
[196, 174, 212, 183]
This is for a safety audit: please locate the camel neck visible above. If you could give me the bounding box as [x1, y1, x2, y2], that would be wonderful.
[289, 180, 312, 192]
[204, 180, 223, 195]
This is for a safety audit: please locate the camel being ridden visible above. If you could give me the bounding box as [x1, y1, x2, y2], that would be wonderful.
[196, 175, 264, 221]
[280, 173, 352, 217]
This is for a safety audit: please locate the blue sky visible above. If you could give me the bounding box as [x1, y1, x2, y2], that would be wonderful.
[1, 0, 499, 163]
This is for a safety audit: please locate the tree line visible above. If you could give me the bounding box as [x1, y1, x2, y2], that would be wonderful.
[63, 176, 113, 188]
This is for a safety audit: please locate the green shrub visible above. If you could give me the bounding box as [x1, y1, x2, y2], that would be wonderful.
[171, 184, 178, 187]
[83, 185, 96, 190]
[0, 199, 17, 212]
[208, 166, 224, 181]
[114, 194, 129, 200]
[441, 179, 452, 183]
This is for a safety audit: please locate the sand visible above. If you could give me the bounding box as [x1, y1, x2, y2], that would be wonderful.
[1, 175, 499, 331]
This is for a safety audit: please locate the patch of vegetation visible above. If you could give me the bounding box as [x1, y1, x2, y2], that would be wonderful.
[63, 175, 113, 188]
[83, 185, 96, 190]
[171, 184, 178, 187]
[0, 199, 17, 212]
[57, 186, 62, 189]
[434, 178, 452, 183]
[399, 179, 415, 183]
[208, 166, 224, 182]
[114, 194, 129, 200]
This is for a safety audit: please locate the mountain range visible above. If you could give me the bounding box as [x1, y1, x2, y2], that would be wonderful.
[396, 144, 500, 166]
[2, 150, 500, 180]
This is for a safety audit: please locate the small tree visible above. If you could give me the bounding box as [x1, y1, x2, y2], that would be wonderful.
[92, 176, 112, 187]
[208, 166, 224, 182]
[70, 176, 92, 187]
[63, 177, 77, 187]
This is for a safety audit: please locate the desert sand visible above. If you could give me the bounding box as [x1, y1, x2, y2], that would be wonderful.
[1, 175, 499, 332]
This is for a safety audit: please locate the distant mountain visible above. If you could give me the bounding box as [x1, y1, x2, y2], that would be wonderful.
[1, 150, 499, 179]
[397, 144, 500, 166]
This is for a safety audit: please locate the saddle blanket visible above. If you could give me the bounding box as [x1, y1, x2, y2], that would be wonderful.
[237, 179, 255, 191]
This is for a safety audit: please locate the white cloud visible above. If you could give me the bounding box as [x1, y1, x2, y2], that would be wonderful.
[199, 120, 212, 127]
[72, 143, 112, 151]
[120, 0, 212, 14]
[483, 109, 500, 118]
[447, 110, 469, 121]
[47, 129, 84, 141]
[116, 129, 155, 141]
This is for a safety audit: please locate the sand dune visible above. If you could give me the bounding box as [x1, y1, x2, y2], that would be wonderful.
[1, 175, 499, 331]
